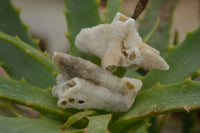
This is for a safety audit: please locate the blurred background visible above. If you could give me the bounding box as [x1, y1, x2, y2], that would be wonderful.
[11, 0, 200, 56]
[0, 0, 200, 132]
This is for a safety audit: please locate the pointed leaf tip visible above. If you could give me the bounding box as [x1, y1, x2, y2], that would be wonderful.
[15, 35, 20, 40]
[168, 45, 176, 51]
[63, 9, 68, 15]
[20, 77, 26, 82]
[183, 106, 190, 113]
[65, 32, 70, 38]
[35, 38, 40, 43]
[155, 82, 162, 88]
[23, 24, 30, 29]
[14, 7, 21, 14]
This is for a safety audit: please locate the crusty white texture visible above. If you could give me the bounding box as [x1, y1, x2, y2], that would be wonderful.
[75, 12, 169, 71]
[52, 52, 142, 112]
[54, 77, 136, 112]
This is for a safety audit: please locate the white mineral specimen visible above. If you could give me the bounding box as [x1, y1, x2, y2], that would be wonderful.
[52, 52, 142, 112]
[75, 12, 169, 71]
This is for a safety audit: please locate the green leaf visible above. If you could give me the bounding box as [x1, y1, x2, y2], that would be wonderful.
[143, 18, 160, 43]
[86, 114, 111, 133]
[148, 115, 168, 133]
[64, 114, 112, 133]
[125, 70, 142, 78]
[0, 100, 18, 117]
[105, 0, 123, 23]
[182, 112, 195, 133]
[64, 0, 101, 65]
[110, 78, 200, 132]
[62, 110, 96, 130]
[142, 27, 200, 90]
[190, 112, 200, 133]
[138, 0, 179, 56]
[0, 0, 38, 48]
[0, 31, 58, 76]
[64, 129, 85, 133]
[173, 30, 179, 46]
[122, 120, 151, 133]
[113, 67, 127, 78]
[0, 115, 77, 133]
[0, 77, 73, 119]
[0, 0, 56, 88]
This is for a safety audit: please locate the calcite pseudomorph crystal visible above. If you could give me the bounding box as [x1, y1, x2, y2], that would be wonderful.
[52, 52, 142, 112]
[75, 12, 169, 71]
[52, 12, 169, 112]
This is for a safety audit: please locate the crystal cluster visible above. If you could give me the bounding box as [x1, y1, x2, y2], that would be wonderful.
[52, 13, 169, 112]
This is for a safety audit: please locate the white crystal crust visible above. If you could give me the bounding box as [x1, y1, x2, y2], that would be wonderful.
[52, 12, 170, 112]
[52, 52, 142, 112]
[75, 12, 169, 71]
